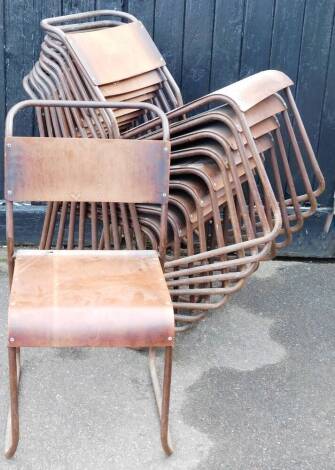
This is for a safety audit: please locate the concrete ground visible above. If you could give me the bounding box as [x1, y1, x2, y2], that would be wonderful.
[0, 250, 334, 470]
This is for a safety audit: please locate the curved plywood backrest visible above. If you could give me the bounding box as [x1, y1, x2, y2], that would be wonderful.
[212, 70, 293, 112]
[5, 136, 170, 204]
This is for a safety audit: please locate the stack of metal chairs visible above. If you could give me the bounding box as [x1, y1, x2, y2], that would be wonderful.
[23, 10, 325, 331]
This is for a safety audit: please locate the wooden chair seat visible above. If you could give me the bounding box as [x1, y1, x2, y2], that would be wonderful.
[8, 250, 174, 348]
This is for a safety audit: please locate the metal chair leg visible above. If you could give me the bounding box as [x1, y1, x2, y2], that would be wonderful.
[148, 347, 173, 455]
[5, 347, 20, 459]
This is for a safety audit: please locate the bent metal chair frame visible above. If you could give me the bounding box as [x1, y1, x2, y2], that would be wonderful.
[4, 99, 174, 458]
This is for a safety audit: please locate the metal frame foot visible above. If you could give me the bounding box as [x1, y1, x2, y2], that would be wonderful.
[5, 347, 20, 459]
[148, 346, 173, 455]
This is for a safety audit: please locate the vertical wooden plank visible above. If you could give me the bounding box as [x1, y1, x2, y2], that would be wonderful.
[240, 0, 275, 188]
[5, 0, 51, 138]
[210, 0, 245, 91]
[96, 0, 123, 10]
[3, 0, 61, 192]
[315, 15, 335, 206]
[270, 0, 305, 88]
[181, 0, 215, 102]
[0, 0, 5, 195]
[287, 0, 334, 198]
[40, 1, 62, 20]
[62, 0, 96, 15]
[127, 0, 155, 36]
[269, 0, 305, 188]
[294, 0, 335, 153]
[154, 0, 186, 86]
[240, 0, 275, 78]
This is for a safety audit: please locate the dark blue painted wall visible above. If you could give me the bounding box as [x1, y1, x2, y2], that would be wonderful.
[1, 0, 334, 255]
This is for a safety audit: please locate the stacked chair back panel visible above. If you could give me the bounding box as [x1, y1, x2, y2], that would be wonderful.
[66, 22, 165, 85]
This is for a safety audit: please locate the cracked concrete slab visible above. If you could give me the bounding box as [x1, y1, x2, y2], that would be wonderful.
[0, 250, 334, 469]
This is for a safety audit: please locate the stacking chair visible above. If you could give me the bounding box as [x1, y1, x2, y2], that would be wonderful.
[4, 99, 174, 458]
